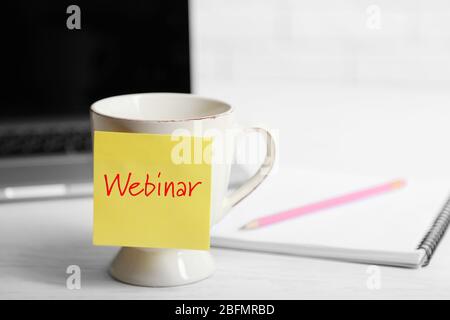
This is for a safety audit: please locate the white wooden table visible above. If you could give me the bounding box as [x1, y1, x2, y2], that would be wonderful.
[2, 86, 450, 299]
[1, 196, 449, 300]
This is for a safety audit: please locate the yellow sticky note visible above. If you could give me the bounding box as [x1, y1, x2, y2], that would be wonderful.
[93, 131, 212, 250]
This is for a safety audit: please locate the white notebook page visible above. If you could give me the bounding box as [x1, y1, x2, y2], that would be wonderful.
[211, 168, 450, 254]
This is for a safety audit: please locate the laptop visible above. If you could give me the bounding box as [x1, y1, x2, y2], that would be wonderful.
[0, 1, 190, 201]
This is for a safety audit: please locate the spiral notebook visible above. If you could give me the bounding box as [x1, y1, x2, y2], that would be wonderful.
[211, 169, 450, 268]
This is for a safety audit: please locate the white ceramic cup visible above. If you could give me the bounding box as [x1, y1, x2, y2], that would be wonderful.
[91, 93, 275, 286]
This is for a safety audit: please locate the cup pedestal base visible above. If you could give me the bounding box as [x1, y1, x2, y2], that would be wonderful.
[109, 247, 215, 287]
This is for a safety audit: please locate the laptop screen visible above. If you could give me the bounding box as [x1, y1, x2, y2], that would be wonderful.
[0, 1, 190, 121]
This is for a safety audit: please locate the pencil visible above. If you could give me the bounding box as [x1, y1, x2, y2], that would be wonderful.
[240, 179, 406, 230]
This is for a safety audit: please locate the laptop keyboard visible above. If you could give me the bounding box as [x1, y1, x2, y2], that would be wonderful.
[0, 128, 92, 157]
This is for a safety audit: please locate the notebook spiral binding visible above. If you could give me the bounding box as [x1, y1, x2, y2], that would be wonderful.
[417, 196, 450, 266]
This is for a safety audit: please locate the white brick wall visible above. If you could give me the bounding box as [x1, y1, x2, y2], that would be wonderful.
[191, 0, 450, 91]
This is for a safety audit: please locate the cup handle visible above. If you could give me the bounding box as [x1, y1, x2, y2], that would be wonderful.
[216, 127, 276, 223]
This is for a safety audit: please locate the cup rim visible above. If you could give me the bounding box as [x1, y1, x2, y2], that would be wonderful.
[90, 92, 233, 123]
